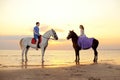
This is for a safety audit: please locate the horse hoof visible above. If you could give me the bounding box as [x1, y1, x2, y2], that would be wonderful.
[75, 60, 77, 62]
[95, 60, 98, 63]
[93, 59, 97, 63]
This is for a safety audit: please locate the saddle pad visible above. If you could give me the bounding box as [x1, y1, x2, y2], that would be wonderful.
[31, 38, 36, 44]
[77, 36, 93, 49]
[31, 35, 42, 44]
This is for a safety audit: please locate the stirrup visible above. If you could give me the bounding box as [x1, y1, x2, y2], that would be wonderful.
[36, 48, 38, 50]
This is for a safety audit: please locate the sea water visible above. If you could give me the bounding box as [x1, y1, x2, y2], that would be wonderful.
[0, 50, 120, 69]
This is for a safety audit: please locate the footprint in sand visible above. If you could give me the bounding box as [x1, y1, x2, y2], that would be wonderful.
[0, 64, 2, 67]
[80, 70, 86, 73]
[2, 65, 8, 68]
[88, 77, 101, 80]
[44, 73, 50, 76]
[71, 73, 82, 76]
[107, 66, 113, 69]
[115, 68, 120, 70]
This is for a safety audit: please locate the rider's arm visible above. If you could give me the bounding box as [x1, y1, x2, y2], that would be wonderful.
[34, 27, 39, 36]
[34, 30, 39, 35]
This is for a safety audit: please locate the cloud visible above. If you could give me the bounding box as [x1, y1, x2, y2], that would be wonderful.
[0, 36, 20, 40]
[0, 37, 73, 50]
[54, 28, 64, 32]
[40, 24, 64, 33]
[0, 35, 32, 40]
[40, 24, 50, 32]
[0, 36, 119, 50]
[0, 36, 29, 50]
[0, 40, 19, 50]
[47, 39, 73, 50]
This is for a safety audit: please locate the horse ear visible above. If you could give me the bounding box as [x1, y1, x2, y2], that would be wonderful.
[69, 30, 72, 32]
[51, 29, 54, 31]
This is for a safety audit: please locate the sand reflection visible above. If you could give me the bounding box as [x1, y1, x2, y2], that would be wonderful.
[21, 61, 28, 69]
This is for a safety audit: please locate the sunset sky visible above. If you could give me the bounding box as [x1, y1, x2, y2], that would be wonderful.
[0, 0, 120, 50]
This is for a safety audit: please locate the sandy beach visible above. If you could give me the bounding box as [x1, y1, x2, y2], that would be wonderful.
[0, 63, 120, 80]
[0, 50, 120, 80]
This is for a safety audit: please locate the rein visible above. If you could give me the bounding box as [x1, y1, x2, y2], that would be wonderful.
[42, 36, 55, 40]
[41, 29, 56, 40]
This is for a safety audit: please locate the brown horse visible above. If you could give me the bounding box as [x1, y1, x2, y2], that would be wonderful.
[67, 30, 99, 63]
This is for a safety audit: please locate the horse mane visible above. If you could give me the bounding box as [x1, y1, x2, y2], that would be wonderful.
[43, 29, 51, 35]
[71, 31, 78, 38]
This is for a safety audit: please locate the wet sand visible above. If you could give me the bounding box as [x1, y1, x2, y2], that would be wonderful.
[0, 63, 120, 80]
[0, 50, 120, 80]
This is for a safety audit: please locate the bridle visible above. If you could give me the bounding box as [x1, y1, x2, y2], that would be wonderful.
[42, 36, 55, 40]
[42, 30, 56, 40]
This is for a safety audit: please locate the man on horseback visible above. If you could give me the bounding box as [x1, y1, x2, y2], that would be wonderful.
[33, 22, 40, 50]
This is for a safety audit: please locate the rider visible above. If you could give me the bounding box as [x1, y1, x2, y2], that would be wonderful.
[79, 25, 86, 37]
[33, 22, 40, 50]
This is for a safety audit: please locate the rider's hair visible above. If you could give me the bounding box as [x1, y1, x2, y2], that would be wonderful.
[79, 25, 84, 30]
[36, 22, 40, 25]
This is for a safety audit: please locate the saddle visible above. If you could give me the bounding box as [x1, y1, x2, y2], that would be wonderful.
[31, 35, 42, 48]
[77, 36, 93, 49]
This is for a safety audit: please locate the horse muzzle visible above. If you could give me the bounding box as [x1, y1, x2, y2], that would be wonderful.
[67, 37, 70, 40]
[55, 37, 58, 40]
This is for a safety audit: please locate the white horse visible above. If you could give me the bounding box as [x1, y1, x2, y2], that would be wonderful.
[19, 29, 58, 62]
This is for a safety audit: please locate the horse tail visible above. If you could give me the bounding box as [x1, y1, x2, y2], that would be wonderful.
[94, 38, 99, 48]
[96, 39, 99, 47]
[20, 38, 23, 49]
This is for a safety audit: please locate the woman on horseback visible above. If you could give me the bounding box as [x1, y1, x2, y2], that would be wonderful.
[79, 25, 86, 37]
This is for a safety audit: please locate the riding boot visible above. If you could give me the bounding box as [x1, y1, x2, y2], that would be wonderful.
[36, 46, 38, 50]
[37, 42, 40, 48]
[36, 39, 38, 50]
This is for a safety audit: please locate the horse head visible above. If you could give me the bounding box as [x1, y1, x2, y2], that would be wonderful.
[67, 30, 78, 40]
[51, 29, 58, 40]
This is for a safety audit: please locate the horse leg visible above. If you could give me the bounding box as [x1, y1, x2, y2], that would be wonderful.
[93, 49, 98, 63]
[76, 50, 80, 62]
[75, 50, 77, 62]
[41, 47, 45, 63]
[77, 51, 80, 62]
[25, 46, 30, 62]
[22, 47, 25, 62]
[92, 39, 99, 63]
[75, 50, 79, 62]
[41, 46, 47, 63]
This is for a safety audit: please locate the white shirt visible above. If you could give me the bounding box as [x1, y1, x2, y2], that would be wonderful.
[80, 29, 86, 36]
